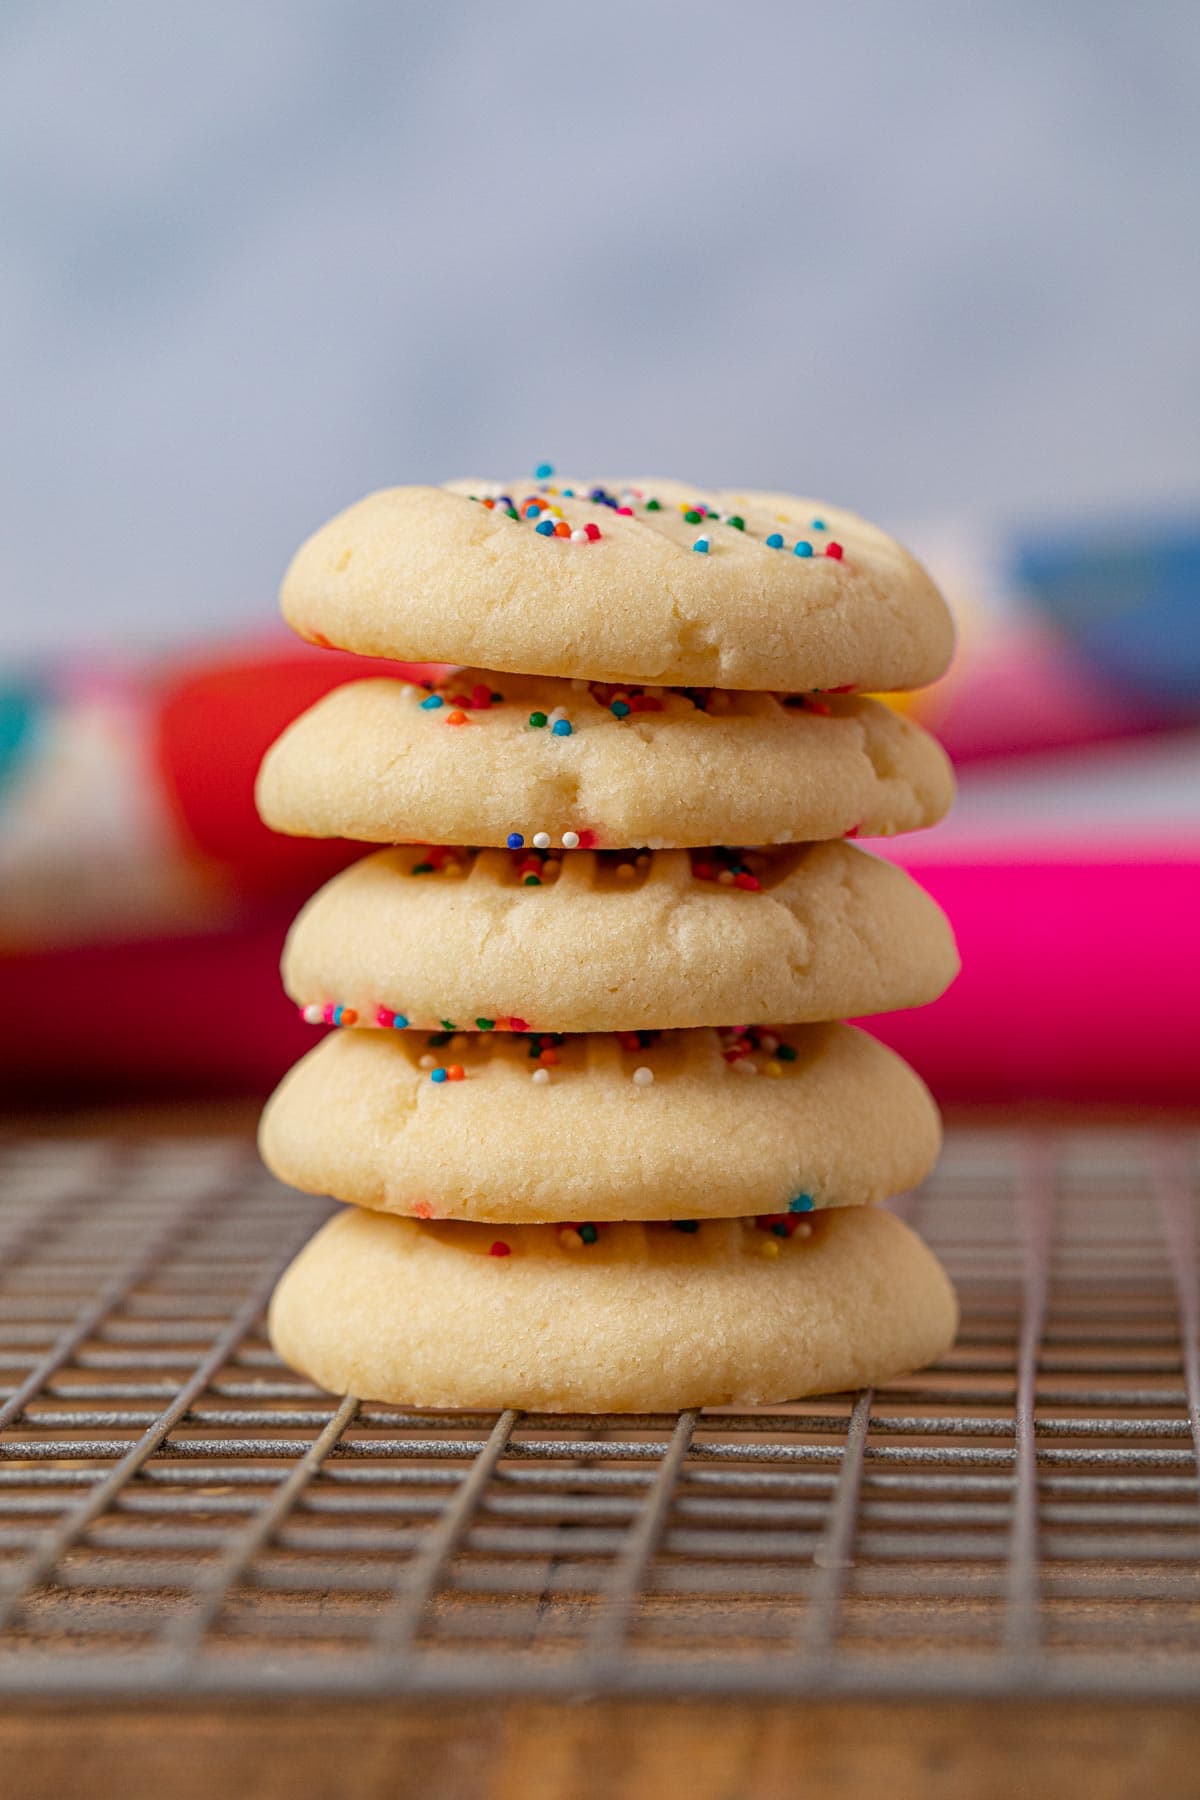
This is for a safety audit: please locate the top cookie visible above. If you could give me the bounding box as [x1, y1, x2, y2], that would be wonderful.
[281, 478, 955, 693]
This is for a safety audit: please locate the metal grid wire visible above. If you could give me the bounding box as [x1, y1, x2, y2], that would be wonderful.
[0, 1125, 1198, 1701]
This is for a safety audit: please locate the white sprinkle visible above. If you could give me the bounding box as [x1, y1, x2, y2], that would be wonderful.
[794, 1221, 814, 1238]
[418, 1053, 437, 1069]
[533, 832, 551, 850]
[632, 1066, 654, 1087]
[531, 1067, 551, 1085]
[302, 1004, 324, 1025]
[548, 706, 569, 725]
[399, 684, 418, 702]
[562, 830, 580, 850]
[570, 529, 589, 544]
[733, 1058, 758, 1075]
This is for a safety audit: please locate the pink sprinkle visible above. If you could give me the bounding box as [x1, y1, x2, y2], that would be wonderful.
[376, 1006, 396, 1027]
[489, 1241, 511, 1258]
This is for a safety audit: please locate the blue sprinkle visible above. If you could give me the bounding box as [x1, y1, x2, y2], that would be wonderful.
[793, 540, 813, 557]
[535, 519, 555, 536]
[788, 1194, 815, 1213]
[332, 1006, 344, 1026]
[392, 1013, 409, 1029]
[561, 487, 574, 496]
[507, 832, 525, 849]
[579, 1223, 598, 1244]
[551, 719, 573, 736]
[430, 1067, 448, 1084]
[766, 532, 784, 549]
[526, 503, 541, 517]
[810, 518, 826, 531]
[535, 462, 555, 480]
[420, 694, 444, 710]
[610, 700, 631, 719]
[692, 536, 710, 554]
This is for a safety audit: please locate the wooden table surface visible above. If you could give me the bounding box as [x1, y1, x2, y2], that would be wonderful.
[4, 1100, 1199, 1799]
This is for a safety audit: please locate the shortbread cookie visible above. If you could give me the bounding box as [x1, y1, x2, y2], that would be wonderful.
[282, 841, 959, 1034]
[255, 672, 954, 850]
[258, 1022, 941, 1223]
[269, 1203, 958, 1411]
[281, 479, 954, 694]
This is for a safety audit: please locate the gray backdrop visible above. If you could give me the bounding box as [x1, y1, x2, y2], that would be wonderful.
[2, 1, 1197, 657]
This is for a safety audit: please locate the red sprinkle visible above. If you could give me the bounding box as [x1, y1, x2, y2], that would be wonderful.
[376, 1007, 395, 1027]
[575, 829, 598, 850]
[825, 542, 844, 560]
[616, 505, 634, 516]
[692, 862, 716, 882]
[733, 873, 760, 891]
[583, 522, 602, 542]
[508, 1016, 529, 1032]
[808, 700, 831, 716]
[470, 684, 493, 709]
[629, 694, 664, 713]
[489, 1241, 511, 1257]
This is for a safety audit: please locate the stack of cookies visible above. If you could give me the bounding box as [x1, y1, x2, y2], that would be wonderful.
[257, 476, 961, 1412]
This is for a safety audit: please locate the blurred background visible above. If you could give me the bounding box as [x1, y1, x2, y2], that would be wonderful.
[2, 1, 1198, 1106]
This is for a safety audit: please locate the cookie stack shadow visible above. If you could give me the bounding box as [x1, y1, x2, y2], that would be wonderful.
[256, 477, 961, 1412]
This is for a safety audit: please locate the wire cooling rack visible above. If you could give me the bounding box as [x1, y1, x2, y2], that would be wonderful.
[0, 1125, 1198, 1702]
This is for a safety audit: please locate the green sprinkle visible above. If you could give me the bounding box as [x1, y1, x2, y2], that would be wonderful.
[411, 862, 434, 875]
[428, 1031, 451, 1047]
[440, 1020, 457, 1031]
[523, 875, 542, 887]
[505, 507, 519, 519]
[529, 711, 548, 728]
[777, 1043, 798, 1062]
[727, 515, 745, 530]
[684, 509, 703, 524]
[579, 1223, 599, 1244]
[645, 498, 661, 511]
[475, 1018, 495, 1031]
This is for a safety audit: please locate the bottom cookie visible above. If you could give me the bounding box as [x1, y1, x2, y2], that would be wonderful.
[269, 1204, 958, 1412]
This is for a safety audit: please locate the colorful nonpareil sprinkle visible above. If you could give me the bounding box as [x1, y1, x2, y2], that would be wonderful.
[632, 1066, 654, 1087]
[489, 1240, 512, 1257]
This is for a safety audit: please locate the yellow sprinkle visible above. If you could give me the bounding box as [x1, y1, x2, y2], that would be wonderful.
[765, 1060, 783, 1078]
[760, 1238, 781, 1259]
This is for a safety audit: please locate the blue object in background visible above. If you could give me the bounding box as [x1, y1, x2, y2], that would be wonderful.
[1014, 522, 1200, 712]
